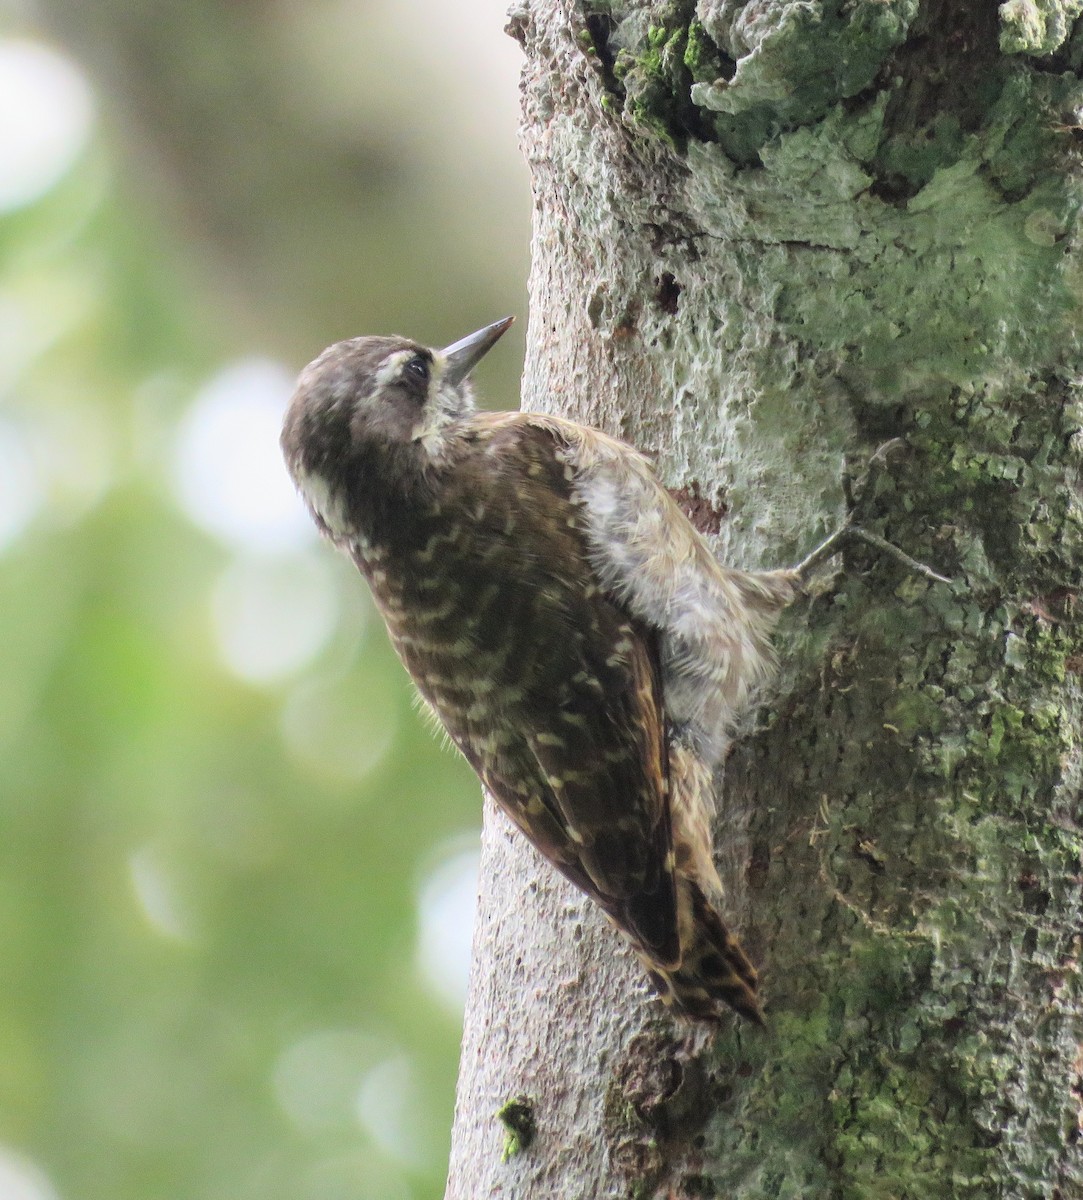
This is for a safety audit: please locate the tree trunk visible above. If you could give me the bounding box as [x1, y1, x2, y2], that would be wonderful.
[446, 2, 1083, 1196]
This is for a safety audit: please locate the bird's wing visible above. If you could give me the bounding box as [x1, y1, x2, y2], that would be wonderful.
[445, 412, 682, 969]
[470, 635, 681, 969]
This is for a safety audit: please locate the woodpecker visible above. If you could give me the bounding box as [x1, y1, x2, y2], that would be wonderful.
[280, 317, 942, 1024]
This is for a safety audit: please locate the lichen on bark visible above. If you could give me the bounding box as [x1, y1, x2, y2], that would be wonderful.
[1001, 0, 1083, 55]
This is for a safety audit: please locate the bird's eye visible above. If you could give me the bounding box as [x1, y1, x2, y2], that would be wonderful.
[404, 355, 430, 384]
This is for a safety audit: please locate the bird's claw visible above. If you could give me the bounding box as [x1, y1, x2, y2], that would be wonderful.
[793, 520, 952, 588]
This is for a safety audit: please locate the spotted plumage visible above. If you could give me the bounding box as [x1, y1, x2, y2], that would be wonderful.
[281, 318, 802, 1023]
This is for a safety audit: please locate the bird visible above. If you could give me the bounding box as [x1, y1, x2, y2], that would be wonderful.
[280, 316, 944, 1024]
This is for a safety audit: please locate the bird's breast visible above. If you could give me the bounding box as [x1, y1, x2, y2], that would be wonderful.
[346, 466, 624, 753]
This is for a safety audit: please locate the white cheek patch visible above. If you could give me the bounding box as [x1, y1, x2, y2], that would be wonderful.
[295, 466, 350, 537]
[417, 356, 451, 424]
[428, 353, 448, 384]
[412, 355, 471, 456]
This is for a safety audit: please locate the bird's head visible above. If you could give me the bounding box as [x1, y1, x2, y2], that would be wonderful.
[281, 316, 513, 537]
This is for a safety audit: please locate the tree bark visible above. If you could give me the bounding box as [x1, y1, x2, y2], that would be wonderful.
[446, 2, 1083, 1197]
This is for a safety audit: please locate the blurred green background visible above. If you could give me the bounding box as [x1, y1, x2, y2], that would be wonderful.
[0, 2, 529, 1197]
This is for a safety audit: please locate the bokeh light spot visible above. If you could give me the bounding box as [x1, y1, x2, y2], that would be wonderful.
[0, 418, 44, 553]
[0, 1147, 60, 1200]
[32, 402, 114, 526]
[0, 39, 94, 212]
[414, 838, 479, 1013]
[129, 844, 196, 942]
[279, 676, 398, 787]
[172, 358, 312, 552]
[272, 1028, 384, 1134]
[212, 552, 342, 684]
[354, 1055, 429, 1170]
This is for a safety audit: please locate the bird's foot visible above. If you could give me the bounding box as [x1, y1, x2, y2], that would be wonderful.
[793, 441, 951, 587]
[792, 521, 952, 587]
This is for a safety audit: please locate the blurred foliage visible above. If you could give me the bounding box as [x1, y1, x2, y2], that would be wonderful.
[35, 0, 531, 361]
[0, 3, 529, 1198]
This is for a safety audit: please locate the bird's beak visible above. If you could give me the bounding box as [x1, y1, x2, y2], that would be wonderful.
[441, 316, 514, 386]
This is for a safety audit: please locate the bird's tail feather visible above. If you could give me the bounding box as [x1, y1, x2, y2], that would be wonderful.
[637, 877, 764, 1025]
